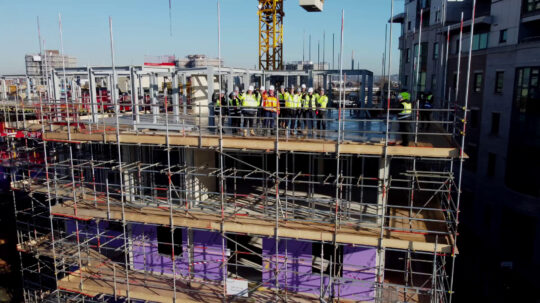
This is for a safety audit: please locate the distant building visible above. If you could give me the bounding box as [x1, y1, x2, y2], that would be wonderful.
[285, 61, 329, 71]
[176, 55, 223, 68]
[25, 50, 77, 77]
[394, 0, 540, 302]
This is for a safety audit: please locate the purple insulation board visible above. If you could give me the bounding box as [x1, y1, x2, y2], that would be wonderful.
[262, 238, 376, 301]
[131, 225, 225, 281]
[65, 220, 123, 250]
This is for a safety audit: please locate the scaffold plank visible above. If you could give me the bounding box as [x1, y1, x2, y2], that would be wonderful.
[42, 131, 463, 158]
[50, 201, 454, 253]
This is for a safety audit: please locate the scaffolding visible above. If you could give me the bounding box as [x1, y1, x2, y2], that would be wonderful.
[1, 63, 467, 303]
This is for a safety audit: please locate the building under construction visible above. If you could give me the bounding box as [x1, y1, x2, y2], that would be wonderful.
[0, 1, 470, 301]
[0, 60, 467, 302]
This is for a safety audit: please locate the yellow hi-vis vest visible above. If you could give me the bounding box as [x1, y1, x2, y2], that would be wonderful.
[399, 101, 412, 119]
[263, 96, 279, 111]
[288, 94, 302, 108]
[242, 93, 259, 107]
[317, 95, 329, 109]
[302, 94, 316, 109]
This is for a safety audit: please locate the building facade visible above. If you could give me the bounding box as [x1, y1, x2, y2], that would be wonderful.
[25, 50, 77, 77]
[396, 0, 540, 301]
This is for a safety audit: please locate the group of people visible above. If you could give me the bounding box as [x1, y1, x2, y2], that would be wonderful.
[396, 90, 433, 146]
[213, 84, 329, 137]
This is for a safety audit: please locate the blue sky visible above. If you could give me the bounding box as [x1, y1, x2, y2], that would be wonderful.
[0, 0, 403, 75]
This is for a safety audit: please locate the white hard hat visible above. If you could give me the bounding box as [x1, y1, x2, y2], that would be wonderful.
[269, 85, 275, 91]
[234, 86, 239, 92]
[308, 87, 314, 93]
[301, 84, 307, 89]
[260, 86, 265, 91]
[248, 85, 254, 91]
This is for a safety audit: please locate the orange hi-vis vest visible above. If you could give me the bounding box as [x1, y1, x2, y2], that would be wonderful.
[263, 95, 279, 113]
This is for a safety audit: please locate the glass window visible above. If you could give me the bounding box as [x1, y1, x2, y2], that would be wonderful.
[431, 74, 437, 90]
[470, 109, 479, 128]
[474, 73, 483, 92]
[487, 152, 496, 177]
[499, 29, 508, 43]
[472, 33, 489, 50]
[495, 71, 504, 94]
[465, 143, 478, 172]
[157, 226, 183, 256]
[505, 66, 540, 197]
[524, 0, 540, 13]
[491, 112, 500, 135]
[406, 48, 411, 63]
[433, 42, 440, 60]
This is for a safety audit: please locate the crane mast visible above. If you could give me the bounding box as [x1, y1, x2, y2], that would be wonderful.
[258, 0, 284, 70]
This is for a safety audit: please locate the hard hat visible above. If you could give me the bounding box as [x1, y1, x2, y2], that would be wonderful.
[234, 86, 239, 92]
[248, 85, 254, 91]
[260, 86, 265, 91]
[269, 85, 275, 91]
[308, 87, 314, 93]
[280, 85, 285, 90]
[296, 88, 301, 93]
[301, 84, 306, 89]
[220, 90, 225, 94]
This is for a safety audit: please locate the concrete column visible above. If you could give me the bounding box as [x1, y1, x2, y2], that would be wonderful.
[172, 72, 180, 123]
[25, 77, 31, 101]
[130, 67, 140, 125]
[296, 75, 301, 87]
[367, 73, 374, 108]
[377, 157, 390, 227]
[1, 78, 7, 100]
[87, 68, 98, 123]
[150, 73, 158, 124]
[71, 79, 77, 103]
[186, 149, 217, 206]
[227, 72, 233, 93]
[111, 72, 119, 114]
[361, 73, 367, 107]
[207, 67, 215, 109]
[51, 71, 61, 102]
[181, 73, 187, 115]
[243, 71, 250, 90]
[308, 70, 314, 88]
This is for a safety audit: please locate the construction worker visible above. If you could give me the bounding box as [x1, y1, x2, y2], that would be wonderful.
[316, 88, 329, 134]
[242, 86, 259, 136]
[278, 85, 287, 128]
[213, 90, 227, 133]
[397, 90, 412, 146]
[302, 87, 317, 136]
[293, 88, 303, 135]
[263, 85, 280, 135]
[229, 87, 242, 134]
[256, 86, 266, 128]
[420, 91, 433, 131]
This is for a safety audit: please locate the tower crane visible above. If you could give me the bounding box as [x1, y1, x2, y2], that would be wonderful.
[258, 0, 324, 70]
